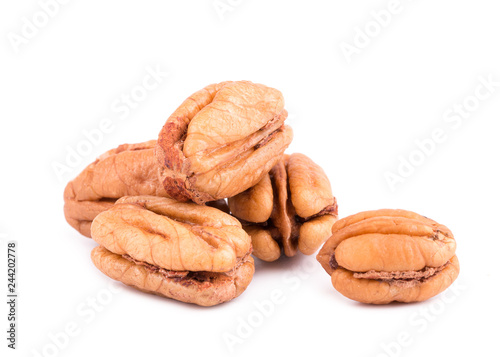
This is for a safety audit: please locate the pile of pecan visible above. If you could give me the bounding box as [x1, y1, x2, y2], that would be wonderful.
[64, 80, 459, 306]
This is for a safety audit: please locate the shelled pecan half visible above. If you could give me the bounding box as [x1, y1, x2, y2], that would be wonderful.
[317, 209, 459, 304]
[155, 81, 293, 204]
[90, 196, 254, 306]
[229, 153, 338, 261]
[63, 141, 168, 237]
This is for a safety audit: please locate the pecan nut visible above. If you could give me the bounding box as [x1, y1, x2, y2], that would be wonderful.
[228, 153, 338, 261]
[155, 81, 293, 204]
[63, 141, 168, 237]
[316, 209, 459, 304]
[90, 195, 254, 306]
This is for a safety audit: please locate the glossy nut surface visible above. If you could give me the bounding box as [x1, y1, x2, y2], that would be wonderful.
[229, 153, 338, 261]
[155, 81, 293, 204]
[63, 141, 168, 237]
[317, 209, 459, 304]
[91, 196, 254, 306]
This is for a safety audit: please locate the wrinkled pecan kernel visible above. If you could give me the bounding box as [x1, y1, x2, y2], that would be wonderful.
[63, 140, 168, 237]
[317, 209, 460, 304]
[229, 153, 338, 262]
[90, 195, 254, 306]
[155, 81, 293, 204]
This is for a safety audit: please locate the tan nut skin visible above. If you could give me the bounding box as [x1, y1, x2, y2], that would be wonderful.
[317, 209, 460, 304]
[155, 81, 293, 204]
[63, 141, 169, 237]
[229, 153, 338, 262]
[91, 196, 254, 306]
[331, 256, 459, 304]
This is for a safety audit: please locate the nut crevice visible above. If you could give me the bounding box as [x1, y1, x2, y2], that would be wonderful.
[229, 153, 338, 261]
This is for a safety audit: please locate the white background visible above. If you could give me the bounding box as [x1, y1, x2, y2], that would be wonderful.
[1, 1, 499, 356]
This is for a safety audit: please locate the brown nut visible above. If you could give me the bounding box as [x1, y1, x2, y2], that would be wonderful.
[90, 195, 254, 306]
[63, 141, 169, 237]
[228, 153, 338, 262]
[155, 81, 293, 204]
[317, 209, 460, 304]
